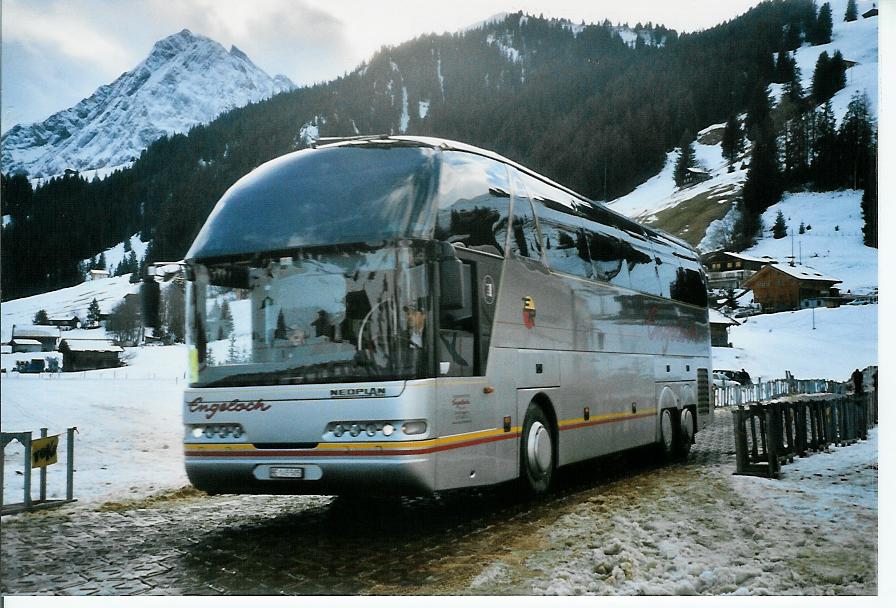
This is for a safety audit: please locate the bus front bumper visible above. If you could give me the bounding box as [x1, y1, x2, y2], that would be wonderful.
[184, 451, 437, 496]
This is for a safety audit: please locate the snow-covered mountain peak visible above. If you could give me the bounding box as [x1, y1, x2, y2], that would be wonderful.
[1, 30, 296, 178]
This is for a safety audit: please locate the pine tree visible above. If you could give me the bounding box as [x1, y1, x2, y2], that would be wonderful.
[745, 83, 771, 135]
[721, 115, 744, 170]
[845, 0, 858, 22]
[799, 221, 806, 234]
[743, 120, 782, 220]
[772, 210, 788, 238]
[97, 252, 107, 270]
[837, 92, 874, 190]
[860, 133, 877, 247]
[87, 298, 102, 326]
[811, 102, 839, 190]
[673, 130, 696, 188]
[219, 299, 234, 337]
[811, 2, 833, 44]
[275, 309, 288, 339]
[33, 309, 50, 325]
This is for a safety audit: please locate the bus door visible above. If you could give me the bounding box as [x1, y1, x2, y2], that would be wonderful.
[433, 247, 503, 488]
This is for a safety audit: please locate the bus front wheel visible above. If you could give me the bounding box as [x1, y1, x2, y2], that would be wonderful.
[658, 408, 677, 460]
[520, 403, 555, 495]
[675, 408, 695, 460]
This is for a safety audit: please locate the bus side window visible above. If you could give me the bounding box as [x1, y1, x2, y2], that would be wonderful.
[671, 261, 708, 308]
[624, 235, 661, 296]
[509, 169, 543, 261]
[586, 228, 629, 287]
[435, 152, 511, 256]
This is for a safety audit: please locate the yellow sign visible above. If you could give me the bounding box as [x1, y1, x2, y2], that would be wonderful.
[31, 435, 59, 468]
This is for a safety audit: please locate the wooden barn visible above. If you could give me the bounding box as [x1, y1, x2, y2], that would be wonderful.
[741, 263, 841, 313]
[58, 339, 123, 372]
[10, 325, 61, 351]
[708, 309, 740, 347]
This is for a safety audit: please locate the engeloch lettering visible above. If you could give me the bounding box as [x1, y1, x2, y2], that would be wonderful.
[188, 397, 271, 420]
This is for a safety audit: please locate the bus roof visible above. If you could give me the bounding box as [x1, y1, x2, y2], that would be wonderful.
[317, 135, 698, 258]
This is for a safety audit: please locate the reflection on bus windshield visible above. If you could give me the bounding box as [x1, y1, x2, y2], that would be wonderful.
[188, 244, 430, 387]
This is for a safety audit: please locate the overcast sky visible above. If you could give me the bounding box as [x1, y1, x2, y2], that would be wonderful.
[0, 0, 773, 131]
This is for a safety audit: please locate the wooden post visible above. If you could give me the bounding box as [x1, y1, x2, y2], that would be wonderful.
[765, 407, 781, 478]
[734, 408, 748, 474]
[23, 433, 32, 509]
[39, 427, 48, 502]
[66, 427, 75, 501]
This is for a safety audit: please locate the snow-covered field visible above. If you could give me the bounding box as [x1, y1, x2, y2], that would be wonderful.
[713, 303, 877, 380]
[2, 345, 190, 506]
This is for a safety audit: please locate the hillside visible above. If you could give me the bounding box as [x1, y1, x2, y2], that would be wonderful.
[608, 0, 878, 249]
[4, 0, 848, 299]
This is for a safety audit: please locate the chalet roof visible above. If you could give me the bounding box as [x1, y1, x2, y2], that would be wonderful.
[12, 325, 61, 338]
[10, 338, 42, 346]
[708, 309, 739, 326]
[48, 315, 80, 321]
[59, 339, 123, 353]
[704, 251, 777, 264]
[746, 263, 841, 285]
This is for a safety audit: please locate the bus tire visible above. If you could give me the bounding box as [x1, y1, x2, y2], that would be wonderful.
[675, 407, 695, 460]
[520, 402, 554, 495]
[658, 407, 677, 461]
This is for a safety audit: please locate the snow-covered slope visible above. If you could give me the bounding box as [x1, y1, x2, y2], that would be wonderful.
[607, 0, 877, 237]
[1, 29, 295, 178]
[1, 276, 141, 342]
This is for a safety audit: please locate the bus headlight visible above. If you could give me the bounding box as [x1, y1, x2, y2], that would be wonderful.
[192, 427, 205, 438]
[350, 424, 361, 437]
[366, 423, 377, 437]
[382, 424, 395, 436]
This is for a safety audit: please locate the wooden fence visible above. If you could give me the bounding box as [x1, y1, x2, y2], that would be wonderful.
[732, 391, 877, 478]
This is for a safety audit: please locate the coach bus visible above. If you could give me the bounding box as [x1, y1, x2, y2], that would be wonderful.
[181, 135, 712, 495]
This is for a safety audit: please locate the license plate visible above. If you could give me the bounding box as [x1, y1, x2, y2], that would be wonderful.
[269, 466, 304, 479]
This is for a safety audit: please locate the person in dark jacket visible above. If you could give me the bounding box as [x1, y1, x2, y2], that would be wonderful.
[851, 368, 864, 395]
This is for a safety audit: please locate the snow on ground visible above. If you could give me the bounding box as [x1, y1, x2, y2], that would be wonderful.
[745, 190, 877, 294]
[81, 234, 150, 276]
[499, 426, 877, 595]
[792, 0, 879, 122]
[1, 345, 189, 507]
[712, 303, 877, 381]
[1, 276, 141, 341]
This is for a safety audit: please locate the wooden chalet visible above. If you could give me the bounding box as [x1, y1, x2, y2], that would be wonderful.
[58, 338, 123, 372]
[10, 325, 61, 351]
[741, 263, 841, 313]
[702, 251, 777, 290]
[47, 314, 81, 329]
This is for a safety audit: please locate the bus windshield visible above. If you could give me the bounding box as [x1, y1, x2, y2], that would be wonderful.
[187, 244, 431, 387]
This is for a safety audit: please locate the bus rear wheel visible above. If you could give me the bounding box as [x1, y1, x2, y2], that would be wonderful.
[520, 403, 554, 495]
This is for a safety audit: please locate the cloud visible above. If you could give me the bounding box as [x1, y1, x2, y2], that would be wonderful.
[2, 1, 134, 72]
[143, 0, 354, 82]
